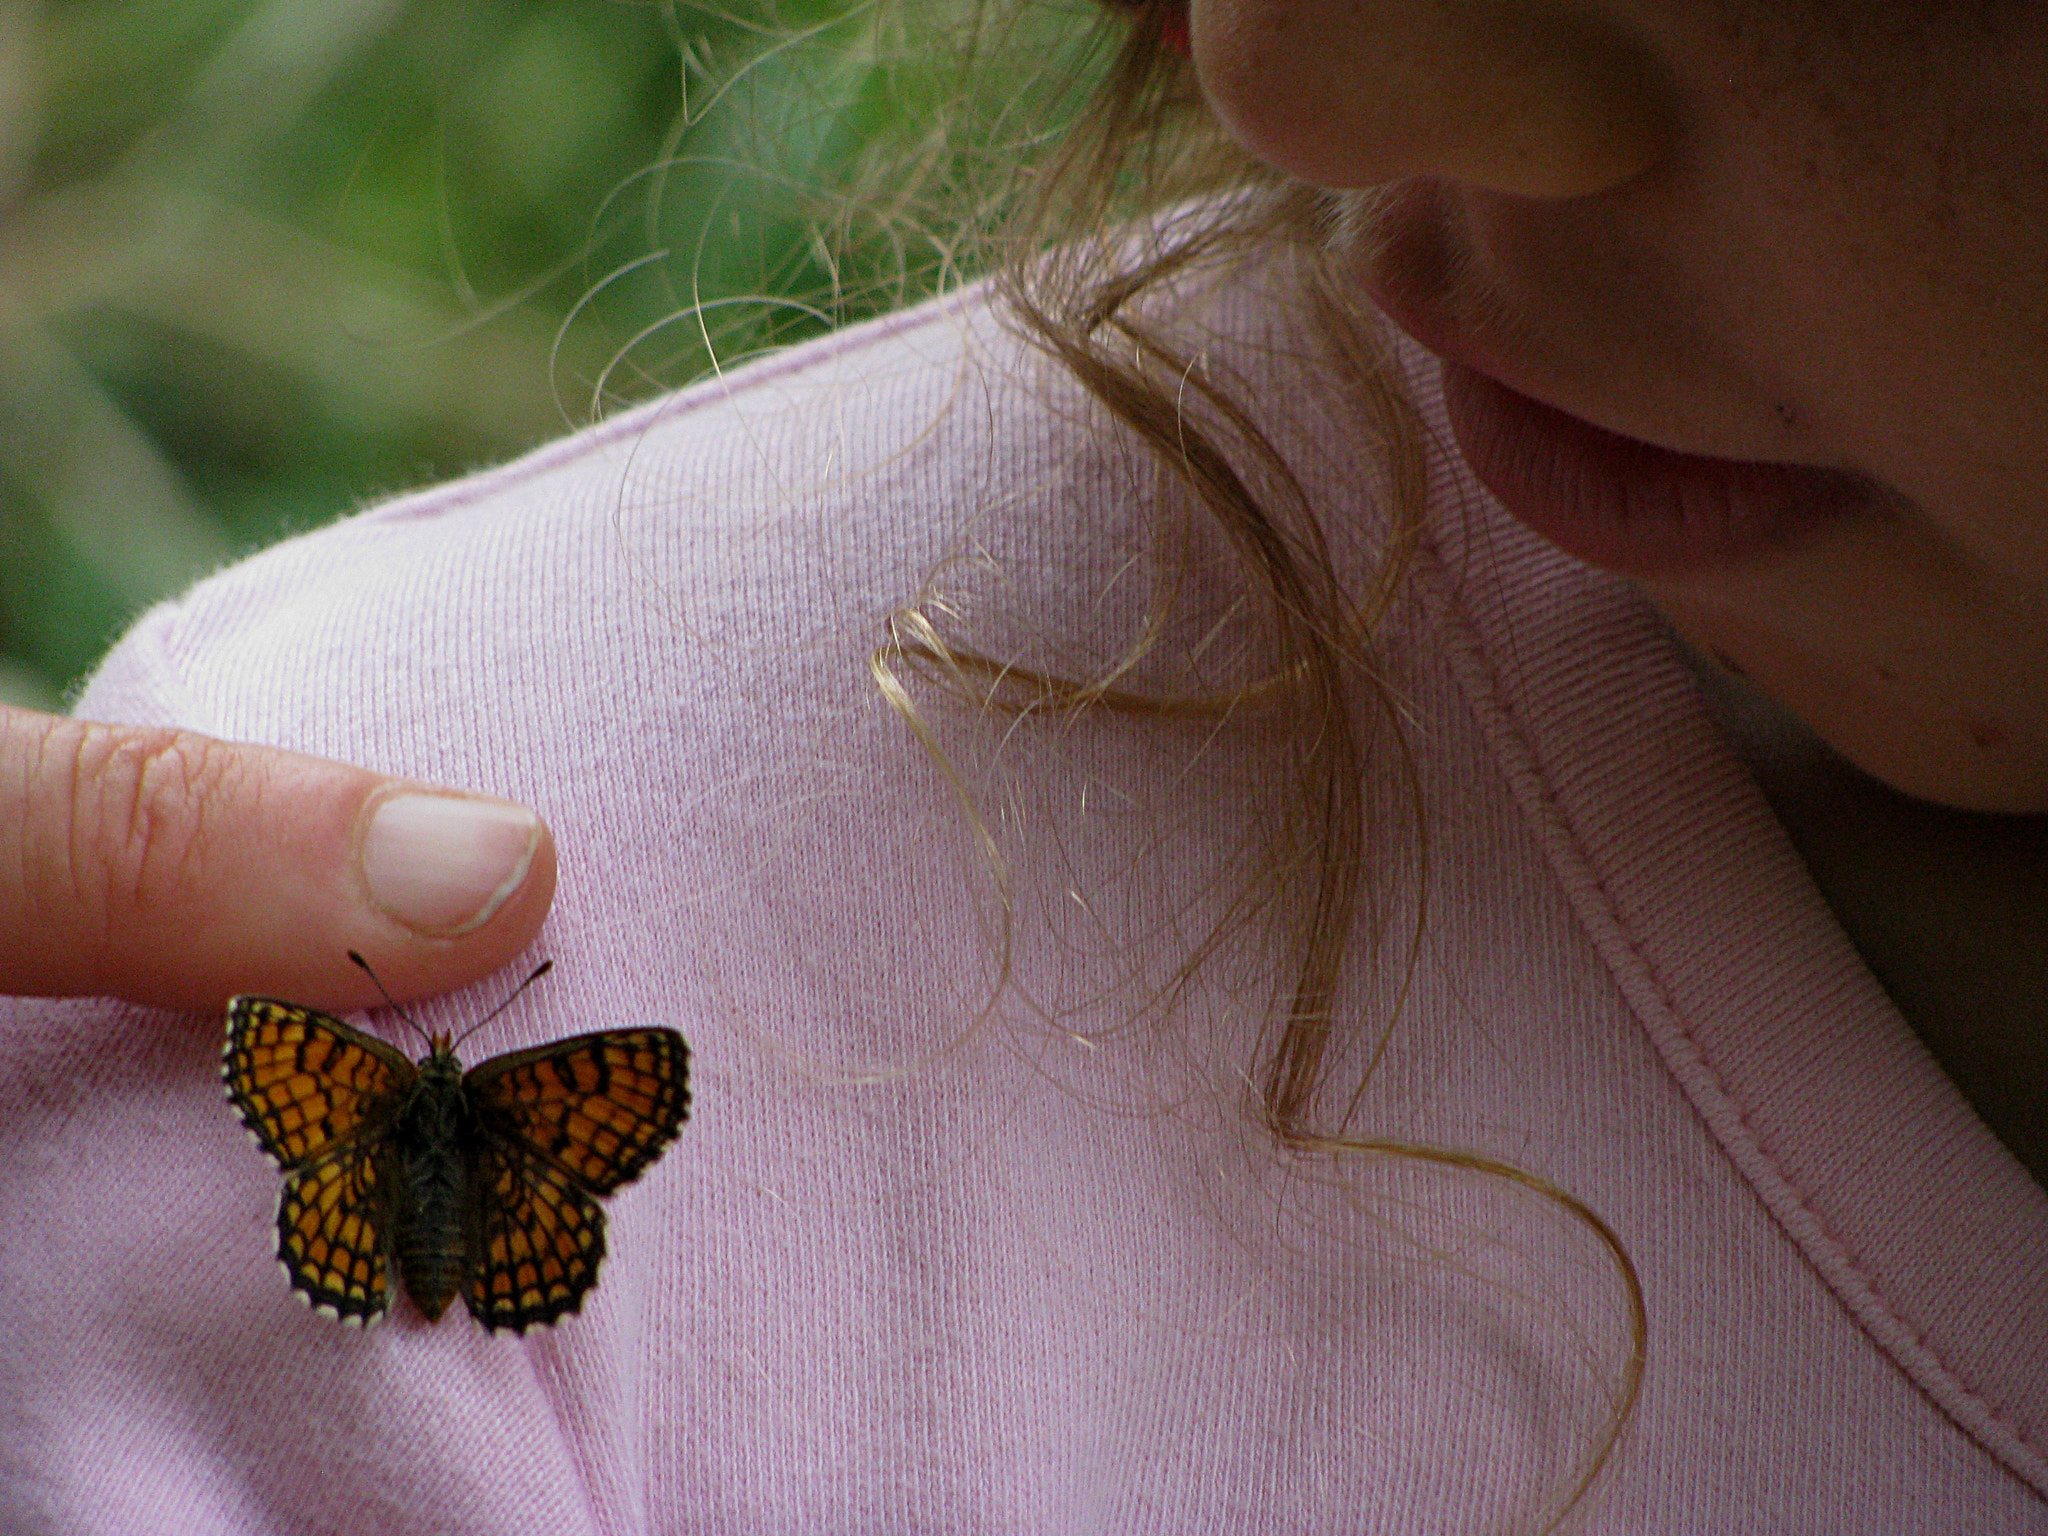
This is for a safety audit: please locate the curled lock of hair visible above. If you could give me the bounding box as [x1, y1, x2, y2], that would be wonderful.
[843, 3, 1649, 1525]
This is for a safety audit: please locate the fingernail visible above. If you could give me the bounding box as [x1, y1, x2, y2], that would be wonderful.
[360, 793, 541, 936]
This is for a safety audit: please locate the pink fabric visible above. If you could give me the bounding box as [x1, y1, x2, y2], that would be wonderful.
[1, 270, 2042, 1533]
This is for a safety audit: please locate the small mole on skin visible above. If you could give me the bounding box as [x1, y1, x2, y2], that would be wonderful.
[1969, 720, 2006, 752]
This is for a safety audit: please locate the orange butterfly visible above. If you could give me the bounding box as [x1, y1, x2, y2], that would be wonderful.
[223, 956, 689, 1333]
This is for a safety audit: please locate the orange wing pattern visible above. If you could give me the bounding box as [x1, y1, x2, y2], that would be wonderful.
[462, 1138, 608, 1333]
[276, 1141, 396, 1326]
[223, 998, 415, 1169]
[464, 1029, 690, 1196]
[224, 986, 688, 1334]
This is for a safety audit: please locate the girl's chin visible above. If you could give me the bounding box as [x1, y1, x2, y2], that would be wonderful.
[1440, 360, 1874, 579]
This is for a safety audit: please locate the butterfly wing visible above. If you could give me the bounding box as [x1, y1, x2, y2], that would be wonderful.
[223, 997, 416, 1169]
[224, 997, 414, 1324]
[275, 1139, 398, 1326]
[461, 1137, 607, 1334]
[457, 1028, 688, 1333]
[463, 1028, 690, 1196]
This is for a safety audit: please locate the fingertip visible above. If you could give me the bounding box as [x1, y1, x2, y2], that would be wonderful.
[359, 790, 547, 939]
[184, 786, 558, 1015]
[320, 790, 560, 1010]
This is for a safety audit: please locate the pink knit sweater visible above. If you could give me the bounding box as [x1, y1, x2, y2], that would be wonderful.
[3, 266, 2042, 1533]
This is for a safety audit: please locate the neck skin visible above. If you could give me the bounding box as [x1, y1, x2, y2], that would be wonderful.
[1681, 643, 2048, 1190]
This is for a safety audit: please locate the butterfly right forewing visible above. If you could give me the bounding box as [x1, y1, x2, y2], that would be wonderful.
[223, 997, 417, 1169]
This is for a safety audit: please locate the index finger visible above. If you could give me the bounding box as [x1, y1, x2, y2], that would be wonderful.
[0, 707, 556, 1011]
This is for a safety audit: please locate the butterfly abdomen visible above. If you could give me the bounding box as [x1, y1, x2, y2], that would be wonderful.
[388, 1056, 474, 1322]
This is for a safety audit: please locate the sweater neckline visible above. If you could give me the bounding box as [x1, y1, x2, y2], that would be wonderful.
[1395, 343, 2048, 1498]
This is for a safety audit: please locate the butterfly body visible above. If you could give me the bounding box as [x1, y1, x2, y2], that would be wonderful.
[223, 996, 689, 1334]
[384, 1041, 476, 1322]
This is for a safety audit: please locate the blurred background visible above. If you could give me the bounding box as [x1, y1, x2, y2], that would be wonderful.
[2, 0, 1072, 706]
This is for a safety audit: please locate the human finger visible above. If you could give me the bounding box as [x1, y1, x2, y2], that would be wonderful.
[0, 706, 556, 1011]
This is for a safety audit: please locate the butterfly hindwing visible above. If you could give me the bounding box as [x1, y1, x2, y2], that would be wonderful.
[223, 997, 416, 1169]
[462, 1133, 608, 1333]
[276, 1139, 397, 1326]
[463, 1029, 690, 1196]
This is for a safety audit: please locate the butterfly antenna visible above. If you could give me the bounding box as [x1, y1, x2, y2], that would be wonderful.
[451, 959, 555, 1050]
[346, 950, 433, 1050]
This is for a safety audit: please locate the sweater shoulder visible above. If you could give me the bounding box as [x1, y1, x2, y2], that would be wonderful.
[73, 286, 1144, 744]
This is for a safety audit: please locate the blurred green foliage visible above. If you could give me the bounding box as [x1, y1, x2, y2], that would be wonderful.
[1, 0, 1003, 706]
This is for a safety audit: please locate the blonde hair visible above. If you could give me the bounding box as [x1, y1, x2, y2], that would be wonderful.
[669, 1, 1644, 1523]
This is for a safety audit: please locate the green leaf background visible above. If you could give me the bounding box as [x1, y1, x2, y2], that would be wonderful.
[4, 0, 1092, 705]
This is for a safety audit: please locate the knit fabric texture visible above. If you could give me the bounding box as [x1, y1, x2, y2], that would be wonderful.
[2, 268, 2043, 1533]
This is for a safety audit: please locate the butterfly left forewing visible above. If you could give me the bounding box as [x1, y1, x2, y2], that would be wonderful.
[463, 1028, 690, 1195]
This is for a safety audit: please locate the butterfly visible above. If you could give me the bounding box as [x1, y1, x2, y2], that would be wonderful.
[222, 955, 690, 1334]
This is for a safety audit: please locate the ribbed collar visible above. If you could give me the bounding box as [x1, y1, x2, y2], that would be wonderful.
[1394, 340, 2048, 1497]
